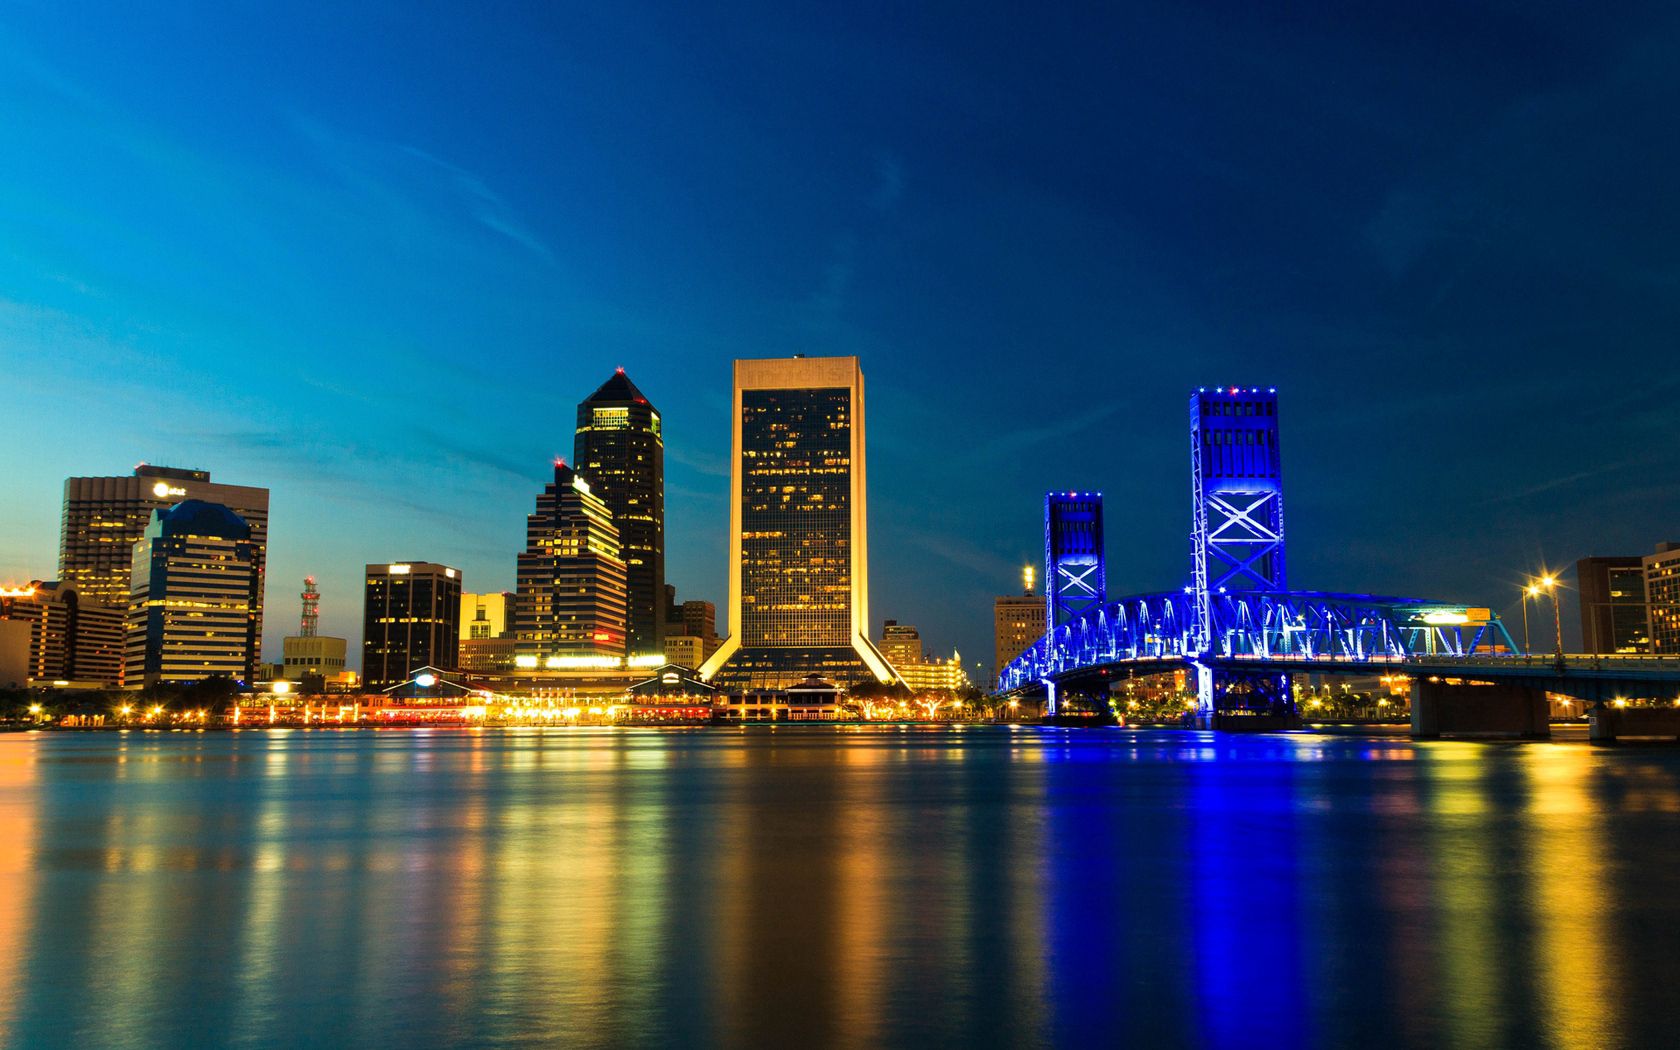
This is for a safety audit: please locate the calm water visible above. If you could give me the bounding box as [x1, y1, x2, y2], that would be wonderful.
[1, 727, 1678, 1049]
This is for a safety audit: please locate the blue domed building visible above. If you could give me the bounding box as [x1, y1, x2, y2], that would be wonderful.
[126, 499, 262, 686]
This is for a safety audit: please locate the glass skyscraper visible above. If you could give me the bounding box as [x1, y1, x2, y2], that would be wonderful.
[573, 369, 664, 657]
[699, 356, 896, 691]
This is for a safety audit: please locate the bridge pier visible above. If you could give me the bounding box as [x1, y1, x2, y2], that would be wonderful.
[1588, 704, 1680, 743]
[1410, 677, 1549, 740]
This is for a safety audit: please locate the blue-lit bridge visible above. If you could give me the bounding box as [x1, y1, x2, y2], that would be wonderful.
[997, 387, 1680, 738]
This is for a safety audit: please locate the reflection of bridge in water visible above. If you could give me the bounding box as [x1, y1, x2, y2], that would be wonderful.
[996, 387, 1680, 738]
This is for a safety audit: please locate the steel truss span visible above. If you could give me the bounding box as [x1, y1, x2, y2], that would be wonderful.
[997, 591, 1518, 692]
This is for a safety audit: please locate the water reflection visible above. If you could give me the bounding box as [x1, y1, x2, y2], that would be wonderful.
[0, 729, 1678, 1048]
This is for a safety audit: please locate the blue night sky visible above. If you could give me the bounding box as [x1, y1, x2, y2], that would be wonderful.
[3, 2, 1678, 670]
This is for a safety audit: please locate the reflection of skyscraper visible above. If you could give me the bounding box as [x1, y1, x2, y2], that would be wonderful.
[574, 369, 664, 657]
[514, 461, 628, 661]
[700, 356, 895, 690]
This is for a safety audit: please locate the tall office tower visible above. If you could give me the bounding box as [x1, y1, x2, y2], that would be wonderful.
[1045, 492, 1106, 630]
[1576, 556, 1652, 655]
[574, 369, 664, 657]
[514, 461, 628, 661]
[125, 501, 262, 685]
[0, 581, 124, 686]
[1643, 542, 1680, 655]
[60, 465, 269, 655]
[362, 562, 461, 689]
[994, 565, 1047, 684]
[460, 592, 512, 639]
[699, 356, 896, 690]
[1189, 386, 1288, 723]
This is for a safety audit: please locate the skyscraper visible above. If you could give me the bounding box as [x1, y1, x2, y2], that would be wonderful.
[574, 369, 664, 657]
[514, 461, 628, 662]
[362, 562, 461, 689]
[1644, 542, 1680, 656]
[699, 355, 896, 690]
[60, 464, 268, 653]
[125, 501, 262, 685]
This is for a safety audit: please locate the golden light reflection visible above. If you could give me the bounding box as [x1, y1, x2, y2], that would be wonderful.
[0, 739, 39, 1044]
[1521, 748, 1622, 1050]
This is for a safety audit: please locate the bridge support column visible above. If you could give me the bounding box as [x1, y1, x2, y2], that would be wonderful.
[1589, 704, 1680, 743]
[1410, 677, 1549, 740]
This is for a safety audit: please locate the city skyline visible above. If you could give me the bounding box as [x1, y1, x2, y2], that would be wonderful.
[5, 4, 1680, 669]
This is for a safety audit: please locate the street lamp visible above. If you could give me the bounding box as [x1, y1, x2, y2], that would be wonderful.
[1522, 584, 1538, 658]
[1539, 574, 1563, 664]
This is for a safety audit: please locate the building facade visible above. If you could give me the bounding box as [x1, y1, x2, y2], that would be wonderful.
[362, 562, 461, 690]
[514, 461, 629, 662]
[1644, 543, 1680, 656]
[0, 581, 124, 686]
[460, 592, 512, 640]
[281, 635, 349, 678]
[1575, 556, 1651, 655]
[699, 356, 896, 691]
[877, 620, 970, 692]
[125, 501, 262, 685]
[993, 567, 1046, 684]
[60, 465, 269, 647]
[574, 370, 665, 658]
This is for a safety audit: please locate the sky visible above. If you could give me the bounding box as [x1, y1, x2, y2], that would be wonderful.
[2, 1, 1679, 674]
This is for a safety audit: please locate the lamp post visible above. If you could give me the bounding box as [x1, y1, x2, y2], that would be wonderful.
[1522, 584, 1537, 658]
[1540, 574, 1563, 665]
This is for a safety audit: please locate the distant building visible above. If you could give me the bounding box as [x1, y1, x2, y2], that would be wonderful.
[877, 620, 969, 693]
[575, 369, 665, 658]
[460, 592, 512, 640]
[1644, 543, 1680, 656]
[363, 562, 461, 690]
[460, 636, 519, 674]
[994, 566, 1046, 684]
[60, 465, 269, 652]
[126, 501, 262, 686]
[662, 634, 707, 670]
[699, 356, 896, 691]
[1576, 556, 1651, 655]
[515, 461, 629, 662]
[282, 635, 348, 678]
[0, 581, 124, 686]
[661, 593, 720, 666]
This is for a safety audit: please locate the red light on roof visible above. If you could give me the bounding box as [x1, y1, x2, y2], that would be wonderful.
[616, 366, 625, 374]
[554, 456, 566, 467]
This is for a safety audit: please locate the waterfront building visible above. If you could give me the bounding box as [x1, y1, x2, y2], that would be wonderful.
[1644, 543, 1680, 656]
[877, 620, 969, 692]
[574, 369, 665, 658]
[878, 620, 921, 672]
[699, 355, 897, 691]
[60, 465, 269, 648]
[460, 592, 512, 639]
[125, 501, 262, 685]
[362, 562, 461, 690]
[460, 636, 519, 674]
[0, 581, 124, 686]
[994, 566, 1046, 681]
[1576, 556, 1652, 655]
[282, 635, 349, 679]
[662, 634, 707, 669]
[514, 461, 629, 662]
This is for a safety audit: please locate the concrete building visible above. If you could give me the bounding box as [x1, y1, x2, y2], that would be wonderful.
[282, 635, 349, 678]
[0, 582, 124, 687]
[662, 634, 707, 670]
[460, 592, 511, 640]
[994, 566, 1046, 685]
[60, 465, 268, 652]
[877, 621, 970, 693]
[699, 356, 897, 691]
[574, 369, 665, 658]
[878, 620, 922, 672]
[1644, 543, 1680, 656]
[460, 636, 519, 674]
[363, 562, 461, 690]
[514, 461, 629, 662]
[1576, 556, 1651, 655]
[126, 501, 262, 686]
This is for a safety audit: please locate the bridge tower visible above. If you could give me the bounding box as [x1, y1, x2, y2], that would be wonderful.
[1190, 387, 1292, 726]
[1044, 491, 1105, 716]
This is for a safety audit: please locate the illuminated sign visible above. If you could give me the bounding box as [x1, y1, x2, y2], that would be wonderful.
[415, 672, 438, 688]
[151, 481, 187, 497]
[1419, 611, 1469, 626]
[572, 476, 592, 496]
[444, 568, 456, 578]
[661, 672, 679, 684]
[514, 655, 539, 669]
[387, 564, 411, 574]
